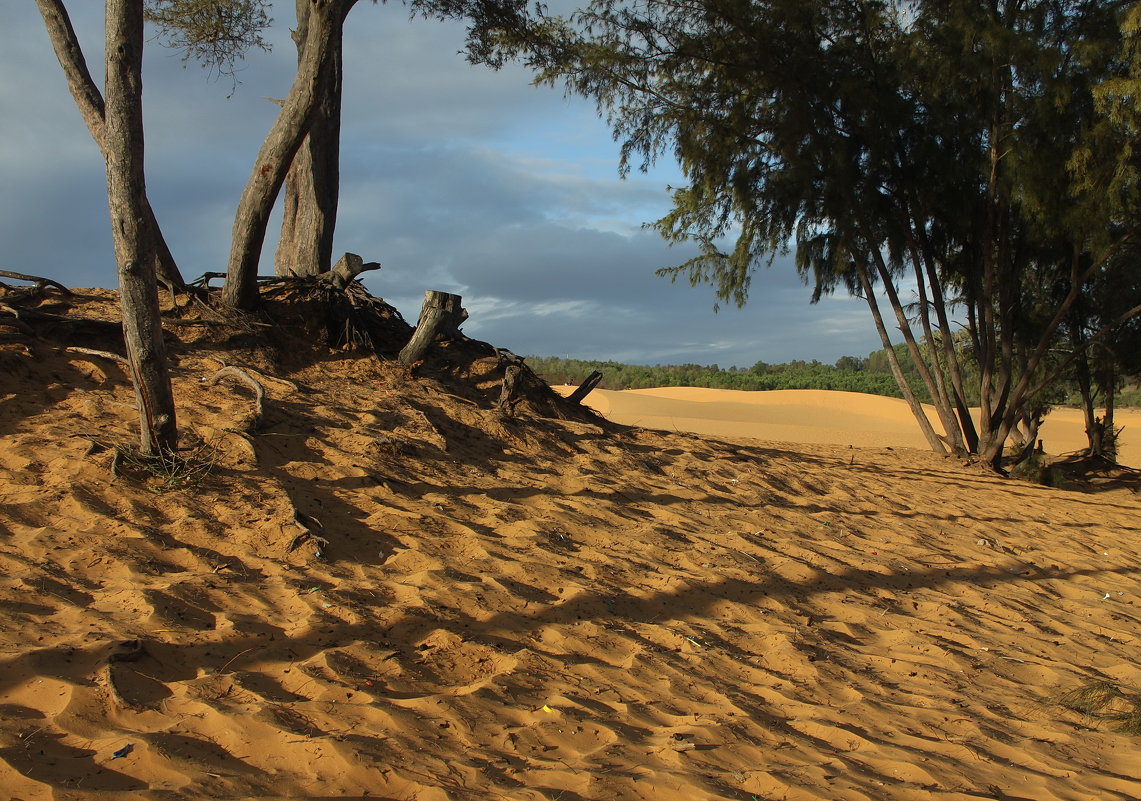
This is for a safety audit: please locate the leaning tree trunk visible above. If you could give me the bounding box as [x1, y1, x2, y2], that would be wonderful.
[275, 0, 344, 277]
[871, 248, 966, 454]
[1104, 369, 1117, 462]
[104, 0, 177, 455]
[223, 0, 358, 309]
[857, 264, 948, 453]
[35, 0, 185, 293]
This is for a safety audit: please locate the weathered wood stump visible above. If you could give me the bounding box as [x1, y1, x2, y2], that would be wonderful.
[497, 363, 524, 417]
[324, 252, 381, 289]
[399, 290, 467, 366]
[567, 371, 603, 404]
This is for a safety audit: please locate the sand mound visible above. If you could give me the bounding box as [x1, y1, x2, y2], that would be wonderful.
[1, 290, 1139, 800]
[567, 386, 1141, 468]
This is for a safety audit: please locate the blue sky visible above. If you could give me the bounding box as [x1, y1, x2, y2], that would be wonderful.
[0, 2, 887, 367]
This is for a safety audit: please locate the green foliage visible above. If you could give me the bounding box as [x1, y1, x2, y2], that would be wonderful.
[144, 0, 273, 80]
[509, 0, 1141, 465]
[527, 352, 924, 398]
[1010, 449, 1065, 488]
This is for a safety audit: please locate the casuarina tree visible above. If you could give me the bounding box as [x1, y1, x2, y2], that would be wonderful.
[505, 0, 1141, 470]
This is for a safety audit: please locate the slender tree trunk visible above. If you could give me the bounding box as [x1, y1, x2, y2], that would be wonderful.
[35, 0, 185, 293]
[905, 182, 979, 451]
[104, 0, 177, 455]
[222, 0, 357, 309]
[1070, 316, 1100, 455]
[1104, 368, 1117, 462]
[275, 0, 344, 277]
[870, 248, 965, 454]
[919, 246, 979, 450]
[857, 264, 947, 453]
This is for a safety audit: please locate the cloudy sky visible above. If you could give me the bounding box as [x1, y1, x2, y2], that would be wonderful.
[0, 2, 888, 368]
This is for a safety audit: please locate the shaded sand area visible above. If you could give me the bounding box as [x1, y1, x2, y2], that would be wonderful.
[568, 386, 1141, 468]
[1, 291, 1140, 800]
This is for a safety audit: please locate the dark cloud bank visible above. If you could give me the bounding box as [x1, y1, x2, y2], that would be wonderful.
[1, 3, 885, 367]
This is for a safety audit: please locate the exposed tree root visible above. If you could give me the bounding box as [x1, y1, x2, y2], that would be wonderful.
[207, 366, 266, 432]
[65, 346, 130, 367]
[0, 270, 73, 297]
[287, 509, 329, 559]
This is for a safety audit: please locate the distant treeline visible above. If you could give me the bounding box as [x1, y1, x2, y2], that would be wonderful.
[528, 349, 927, 399]
[529, 348, 1141, 407]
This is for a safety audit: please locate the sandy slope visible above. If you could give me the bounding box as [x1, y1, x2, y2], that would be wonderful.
[568, 386, 1141, 468]
[1, 292, 1140, 801]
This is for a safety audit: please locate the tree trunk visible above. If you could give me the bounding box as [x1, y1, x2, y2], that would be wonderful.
[399, 290, 465, 365]
[497, 363, 524, 417]
[567, 370, 603, 404]
[870, 248, 965, 454]
[275, 0, 344, 277]
[857, 265, 947, 453]
[35, 0, 185, 293]
[104, 0, 177, 455]
[1104, 368, 1117, 462]
[324, 252, 380, 288]
[222, 0, 357, 309]
[906, 189, 980, 451]
[1069, 316, 1100, 456]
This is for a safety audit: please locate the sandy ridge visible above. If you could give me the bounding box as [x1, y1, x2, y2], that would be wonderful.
[0, 298, 1139, 800]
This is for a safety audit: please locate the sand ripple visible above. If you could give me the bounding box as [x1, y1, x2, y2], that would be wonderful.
[1, 337, 1139, 800]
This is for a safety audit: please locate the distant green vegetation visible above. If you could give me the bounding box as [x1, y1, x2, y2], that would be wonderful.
[528, 347, 929, 399]
[531, 349, 1141, 408]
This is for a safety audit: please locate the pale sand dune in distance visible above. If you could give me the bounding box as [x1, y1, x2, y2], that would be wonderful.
[562, 386, 1141, 467]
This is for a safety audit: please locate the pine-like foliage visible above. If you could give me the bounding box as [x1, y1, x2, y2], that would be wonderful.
[507, 0, 1141, 467]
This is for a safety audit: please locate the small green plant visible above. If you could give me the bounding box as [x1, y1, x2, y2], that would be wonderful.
[1049, 680, 1141, 735]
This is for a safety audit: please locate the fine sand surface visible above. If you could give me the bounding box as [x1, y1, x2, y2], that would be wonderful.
[567, 386, 1141, 468]
[2, 291, 1140, 801]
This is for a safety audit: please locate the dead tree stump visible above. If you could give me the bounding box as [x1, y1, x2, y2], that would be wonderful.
[323, 252, 381, 289]
[567, 370, 603, 404]
[399, 290, 466, 366]
[497, 363, 524, 417]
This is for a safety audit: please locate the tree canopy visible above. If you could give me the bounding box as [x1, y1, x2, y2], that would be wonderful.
[514, 0, 1141, 468]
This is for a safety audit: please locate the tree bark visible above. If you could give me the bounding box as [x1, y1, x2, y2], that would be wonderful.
[104, 0, 177, 455]
[35, 0, 185, 293]
[222, 0, 358, 309]
[1104, 369, 1117, 462]
[275, 0, 344, 277]
[399, 290, 465, 365]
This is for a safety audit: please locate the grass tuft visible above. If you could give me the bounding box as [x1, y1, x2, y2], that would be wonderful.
[1049, 680, 1141, 735]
